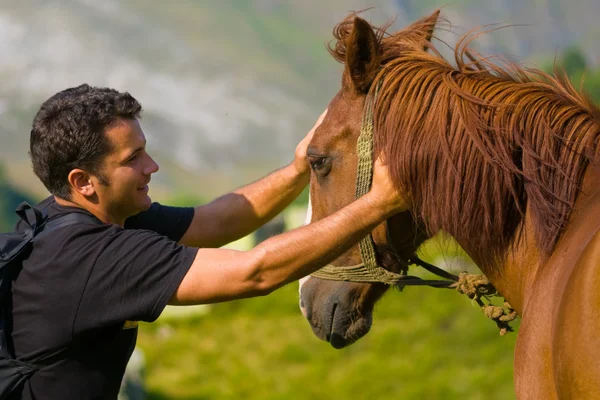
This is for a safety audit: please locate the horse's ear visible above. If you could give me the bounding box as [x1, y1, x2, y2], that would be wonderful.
[345, 17, 381, 94]
[408, 9, 440, 50]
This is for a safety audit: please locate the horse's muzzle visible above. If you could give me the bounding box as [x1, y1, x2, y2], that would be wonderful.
[300, 277, 374, 349]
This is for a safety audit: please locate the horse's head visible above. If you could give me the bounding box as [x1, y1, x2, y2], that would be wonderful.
[299, 11, 440, 349]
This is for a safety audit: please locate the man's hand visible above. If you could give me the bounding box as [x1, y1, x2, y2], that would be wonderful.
[180, 109, 328, 249]
[369, 157, 411, 216]
[293, 109, 328, 176]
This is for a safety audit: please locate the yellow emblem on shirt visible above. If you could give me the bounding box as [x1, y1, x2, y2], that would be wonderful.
[123, 320, 139, 330]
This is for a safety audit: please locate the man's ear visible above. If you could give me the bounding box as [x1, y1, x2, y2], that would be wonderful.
[345, 17, 381, 94]
[67, 169, 95, 197]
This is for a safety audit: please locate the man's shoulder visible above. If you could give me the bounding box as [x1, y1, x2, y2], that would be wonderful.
[27, 215, 163, 278]
[125, 202, 194, 242]
[14, 196, 193, 243]
[45, 197, 102, 223]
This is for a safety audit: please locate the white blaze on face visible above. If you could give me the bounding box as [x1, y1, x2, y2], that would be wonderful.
[298, 196, 313, 318]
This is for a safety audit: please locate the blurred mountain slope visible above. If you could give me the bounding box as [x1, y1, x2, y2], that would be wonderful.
[0, 0, 597, 199]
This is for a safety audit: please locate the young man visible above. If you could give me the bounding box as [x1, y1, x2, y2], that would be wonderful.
[11, 84, 403, 399]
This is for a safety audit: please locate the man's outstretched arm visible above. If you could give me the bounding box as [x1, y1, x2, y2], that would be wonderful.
[179, 111, 326, 248]
[170, 158, 407, 305]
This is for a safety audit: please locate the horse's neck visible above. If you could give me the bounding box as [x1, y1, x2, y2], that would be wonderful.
[473, 164, 600, 315]
[474, 212, 541, 315]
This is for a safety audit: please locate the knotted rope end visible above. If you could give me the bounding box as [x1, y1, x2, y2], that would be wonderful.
[452, 272, 517, 335]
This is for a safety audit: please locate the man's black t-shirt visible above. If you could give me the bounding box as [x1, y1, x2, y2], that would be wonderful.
[9, 197, 197, 399]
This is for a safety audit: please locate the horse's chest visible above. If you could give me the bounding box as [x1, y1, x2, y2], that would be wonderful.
[514, 226, 600, 399]
[514, 300, 559, 400]
[513, 260, 576, 399]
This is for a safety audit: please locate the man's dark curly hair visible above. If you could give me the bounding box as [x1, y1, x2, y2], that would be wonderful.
[30, 84, 143, 200]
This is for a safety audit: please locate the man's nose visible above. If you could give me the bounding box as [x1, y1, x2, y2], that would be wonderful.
[145, 154, 160, 174]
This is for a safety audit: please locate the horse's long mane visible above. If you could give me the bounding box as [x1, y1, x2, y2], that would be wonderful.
[331, 13, 600, 267]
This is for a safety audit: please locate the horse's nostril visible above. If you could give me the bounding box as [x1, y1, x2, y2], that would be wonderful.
[330, 333, 346, 349]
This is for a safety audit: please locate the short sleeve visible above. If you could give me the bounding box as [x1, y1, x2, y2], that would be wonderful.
[124, 203, 195, 242]
[73, 227, 198, 332]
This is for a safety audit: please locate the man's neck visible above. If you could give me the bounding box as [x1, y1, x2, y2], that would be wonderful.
[54, 196, 124, 226]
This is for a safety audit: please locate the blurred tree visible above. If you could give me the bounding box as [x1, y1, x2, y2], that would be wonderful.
[561, 46, 587, 76]
[165, 193, 207, 207]
[584, 70, 600, 104]
[0, 162, 37, 232]
[254, 214, 285, 244]
[542, 46, 600, 105]
[292, 186, 309, 206]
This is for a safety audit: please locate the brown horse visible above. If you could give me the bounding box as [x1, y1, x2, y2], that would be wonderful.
[299, 10, 600, 399]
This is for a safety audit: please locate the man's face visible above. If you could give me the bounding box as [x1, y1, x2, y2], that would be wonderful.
[94, 118, 159, 221]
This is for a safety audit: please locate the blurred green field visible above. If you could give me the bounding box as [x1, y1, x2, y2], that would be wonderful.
[137, 283, 517, 399]
[135, 208, 518, 400]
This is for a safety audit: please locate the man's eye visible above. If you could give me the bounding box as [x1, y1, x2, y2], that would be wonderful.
[308, 156, 332, 176]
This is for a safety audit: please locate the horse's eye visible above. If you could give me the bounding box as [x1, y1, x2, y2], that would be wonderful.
[308, 155, 332, 176]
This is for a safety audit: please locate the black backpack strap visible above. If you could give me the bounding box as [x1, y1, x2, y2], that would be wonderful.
[34, 212, 100, 242]
[14, 203, 44, 231]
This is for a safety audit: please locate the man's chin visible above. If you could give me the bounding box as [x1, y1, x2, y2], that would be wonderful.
[131, 192, 152, 215]
[139, 195, 152, 210]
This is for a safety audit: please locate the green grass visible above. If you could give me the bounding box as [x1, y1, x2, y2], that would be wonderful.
[137, 283, 517, 399]
[136, 222, 517, 400]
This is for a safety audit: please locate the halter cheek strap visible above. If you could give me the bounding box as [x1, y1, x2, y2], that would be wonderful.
[309, 82, 456, 286]
[309, 82, 409, 285]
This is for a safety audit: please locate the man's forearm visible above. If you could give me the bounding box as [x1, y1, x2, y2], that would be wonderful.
[230, 162, 308, 221]
[250, 191, 395, 292]
[191, 163, 308, 247]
